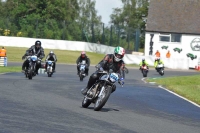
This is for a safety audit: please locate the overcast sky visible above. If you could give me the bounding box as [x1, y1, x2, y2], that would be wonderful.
[95, 0, 123, 24]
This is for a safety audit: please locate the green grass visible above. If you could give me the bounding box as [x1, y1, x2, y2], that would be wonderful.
[6, 46, 105, 65]
[0, 66, 21, 73]
[147, 75, 200, 105]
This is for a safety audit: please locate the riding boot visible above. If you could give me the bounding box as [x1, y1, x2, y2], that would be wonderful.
[85, 69, 88, 76]
[81, 76, 96, 95]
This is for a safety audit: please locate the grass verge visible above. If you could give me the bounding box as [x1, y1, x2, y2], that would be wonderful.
[6, 46, 105, 65]
[0, 66, 21, 73]
[147, 75, 200, 105]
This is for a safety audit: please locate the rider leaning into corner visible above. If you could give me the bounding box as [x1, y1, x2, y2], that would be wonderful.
[154, 57, 164, 71]
[81, 46, 126, 95]
[22, 40, 45, 74]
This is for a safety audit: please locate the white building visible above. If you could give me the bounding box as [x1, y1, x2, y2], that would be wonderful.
[145, 0, 200, 69]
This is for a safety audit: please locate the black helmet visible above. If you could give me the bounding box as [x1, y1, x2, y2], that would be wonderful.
[35, 40, 41, 49]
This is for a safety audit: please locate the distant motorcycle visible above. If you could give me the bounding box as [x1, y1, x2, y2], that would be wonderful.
[82, 68, 123, 111]
[46, 60, 54, 77]
[156, 63, 164, 76]
[79, 60, 87, 81]
[141, 65, 148, 77]
[24, 55, 39, 80]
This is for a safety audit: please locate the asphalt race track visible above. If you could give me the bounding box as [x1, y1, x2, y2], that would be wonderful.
[0, 63, 200, 133]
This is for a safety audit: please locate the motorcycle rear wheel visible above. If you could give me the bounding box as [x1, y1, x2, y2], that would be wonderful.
[82, 97, 92, 108]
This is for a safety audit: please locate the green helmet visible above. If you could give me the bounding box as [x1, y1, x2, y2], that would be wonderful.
[114, 46, 125, 62]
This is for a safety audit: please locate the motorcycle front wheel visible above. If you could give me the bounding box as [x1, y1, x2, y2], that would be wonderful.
[160, 69, 164, 76]
[28, 70, 32, 80]
[94, 85, 112, 111]
[142, 70, 147, 77]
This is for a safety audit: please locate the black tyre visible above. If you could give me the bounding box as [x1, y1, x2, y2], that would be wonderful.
[80, 76, 83, 81]
[82, 97, 92, 108]
[28, 70, 32, 80]
[94, 86, 112, 111]
[143, 70, 147, 77]
[160, 69, 164, 76]
[48, 73, 52, 77]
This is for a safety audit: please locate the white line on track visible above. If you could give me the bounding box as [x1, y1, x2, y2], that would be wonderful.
[141, 78, 200, 108]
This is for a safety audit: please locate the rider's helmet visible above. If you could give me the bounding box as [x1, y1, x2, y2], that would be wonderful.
[142, 58, 145, 63]
[49, 51, 54, 56]
[157, 57, 160, 62]
[81, 51, 86, 58]
[35, 40, 41, 50]
[113, 46, 125, 62]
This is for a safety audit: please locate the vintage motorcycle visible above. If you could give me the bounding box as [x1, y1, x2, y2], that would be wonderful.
[79, 60, 86, 81]
[141, 65, 148, 77]
[82, 68, 123, 111]
[24, 55, 39, 80]
[156, 63, 164, 76]
[46, 60, 54, 77]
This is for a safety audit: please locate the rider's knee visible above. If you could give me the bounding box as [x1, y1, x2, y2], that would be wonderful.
[91, 73, 98, 79]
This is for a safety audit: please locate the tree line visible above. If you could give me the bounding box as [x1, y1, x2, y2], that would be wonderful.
[0, 0, 148, 50]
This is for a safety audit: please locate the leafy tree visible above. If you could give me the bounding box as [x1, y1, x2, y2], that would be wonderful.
[110, 0, 149, 49]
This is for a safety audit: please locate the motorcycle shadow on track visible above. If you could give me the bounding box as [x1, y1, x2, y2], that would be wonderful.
[85, 106, 120, 112]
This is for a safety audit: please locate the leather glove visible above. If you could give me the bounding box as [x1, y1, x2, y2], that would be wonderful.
[22, 56, 25, 60]
[95, 64, 101, 70]
[118, 78, 124, 85]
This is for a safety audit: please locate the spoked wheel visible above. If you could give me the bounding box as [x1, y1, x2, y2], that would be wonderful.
[82, 97, 91, 108]
[94, 86, 112, 111]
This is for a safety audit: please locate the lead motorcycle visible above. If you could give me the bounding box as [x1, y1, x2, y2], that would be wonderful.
[82, 68, 123, 111]
[46, 60, 54, 77]
[79, 60, 86, 81]
[156, 63, 164, 76]
[24, 55, 39, 80]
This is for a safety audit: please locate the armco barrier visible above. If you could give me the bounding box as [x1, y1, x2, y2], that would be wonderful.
[0, 57, 7, 66]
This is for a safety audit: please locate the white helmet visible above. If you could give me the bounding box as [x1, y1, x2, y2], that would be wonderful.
[113, 46, 125, 62]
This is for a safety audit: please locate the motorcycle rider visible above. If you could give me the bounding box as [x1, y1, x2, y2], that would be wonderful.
[139, 58, 149, 70]
[76, 51, 90, 76]
[81, 46, 125, 95]
[45, 51, 57, 72]
[22, 40, 45, 74]
[154, 57, 164, 71]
